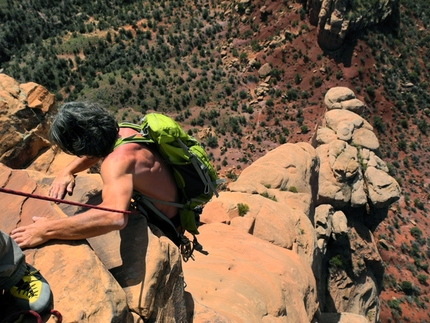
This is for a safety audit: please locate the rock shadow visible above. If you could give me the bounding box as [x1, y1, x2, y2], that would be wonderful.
[109, 214, 149, 287]
[322, 208, 384, 318]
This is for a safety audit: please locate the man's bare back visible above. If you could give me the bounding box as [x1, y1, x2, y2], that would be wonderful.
[111, 127, 178, 218]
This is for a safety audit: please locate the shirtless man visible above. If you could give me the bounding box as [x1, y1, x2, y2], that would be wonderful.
[11, 102, 178, 249]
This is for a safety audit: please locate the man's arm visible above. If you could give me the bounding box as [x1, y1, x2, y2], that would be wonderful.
[11, 155, 134, 248]
[49, 156, 101, 199]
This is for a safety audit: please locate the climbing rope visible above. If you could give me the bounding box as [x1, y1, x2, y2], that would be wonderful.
[0, 187, 137, 215]
[0, 187, 201, 260]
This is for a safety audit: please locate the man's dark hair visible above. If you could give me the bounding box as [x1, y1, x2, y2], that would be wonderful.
[49, 102, 119, 158]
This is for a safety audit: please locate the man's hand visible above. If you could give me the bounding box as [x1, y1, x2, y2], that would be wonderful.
[49, 172, 75, 199]
[10, 217, 49, 249]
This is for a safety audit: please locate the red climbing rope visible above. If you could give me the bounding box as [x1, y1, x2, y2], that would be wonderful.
[0, 187, 137, 214]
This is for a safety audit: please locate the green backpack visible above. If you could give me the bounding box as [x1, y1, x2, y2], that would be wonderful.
[115, 113, 220, 258]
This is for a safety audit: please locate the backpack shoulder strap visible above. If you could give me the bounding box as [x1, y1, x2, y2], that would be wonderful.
[118, 122, 143, 131]
[115, 122, 154, 149]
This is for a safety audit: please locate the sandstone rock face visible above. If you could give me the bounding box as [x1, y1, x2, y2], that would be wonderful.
[0, 164, 132, 323]
[24, 167, 187, 322]
[183, 224, 318, 323]
[324, 220, 383, 323]
[315, 88, 400, 210]
[1, 77, 398, 323]
[0, 73, 55, 168]
[228, 142, 319, 200]
[320, 312, 373, 323]
[309, 87, 400, 322]
[306, 0, 399, 51]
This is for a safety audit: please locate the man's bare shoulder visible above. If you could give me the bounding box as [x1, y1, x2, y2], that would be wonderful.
[102, 143, 155, 172]
[101, 145, 137, 172]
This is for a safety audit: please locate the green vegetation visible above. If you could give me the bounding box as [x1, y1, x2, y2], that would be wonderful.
[410, 227, 423, 239]
[387, 298, 402, 317]
[288, 186, 298, 193]
[237, 203, 249, 217]
[0, 0, 228, 113]
[400, 281, 419, 296]
[329, 255, 344, 269]
[373, 116, 385, 134]
[259, 191, 277, 202]
[417, 274, 428, 285]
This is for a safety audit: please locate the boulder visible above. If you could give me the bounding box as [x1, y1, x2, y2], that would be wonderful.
[341, 98, 366, 114]
[325, 109, 371, 132]
[182, 223, 319, 323]
[228, 142, 319, 199]
[352, 127, 380, 150]
[258, 63, 272, 78]
[0, 73, 55, 169]
[331, 210, 348, 235]
[324, 87, 356, 109]
[315, 127, 337, 145]
[365, 166, 401, 208]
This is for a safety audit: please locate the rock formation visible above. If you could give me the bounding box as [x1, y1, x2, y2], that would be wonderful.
[0, 74, 55, 168]
[305, 0, 400, 50]
[0, 74, 400, 323]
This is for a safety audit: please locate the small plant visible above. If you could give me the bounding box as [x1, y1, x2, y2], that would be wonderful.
[410, 227, 423, 239]
[329, 255, 343, 269]
[373, 116, 385, 134]
[400, 281, 417, 295]
[288, 186, 298, 193]
[260, 192, 277, 201]
[417, 274, 428, 285]
[414, 198, 425, 210]
[237, 203, 250, 217]
[300, 125, 309, 133]
[387, 298, 402, 316]
[314, 77, 323, 88]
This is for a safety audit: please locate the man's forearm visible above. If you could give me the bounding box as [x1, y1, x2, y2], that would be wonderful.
[44, 210, 127, 241]
[65, 156, 101, 175]
[11, 204, 129, 248]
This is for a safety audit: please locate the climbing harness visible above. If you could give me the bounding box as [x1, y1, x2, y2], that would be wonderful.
[130, 195, 202, 261]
